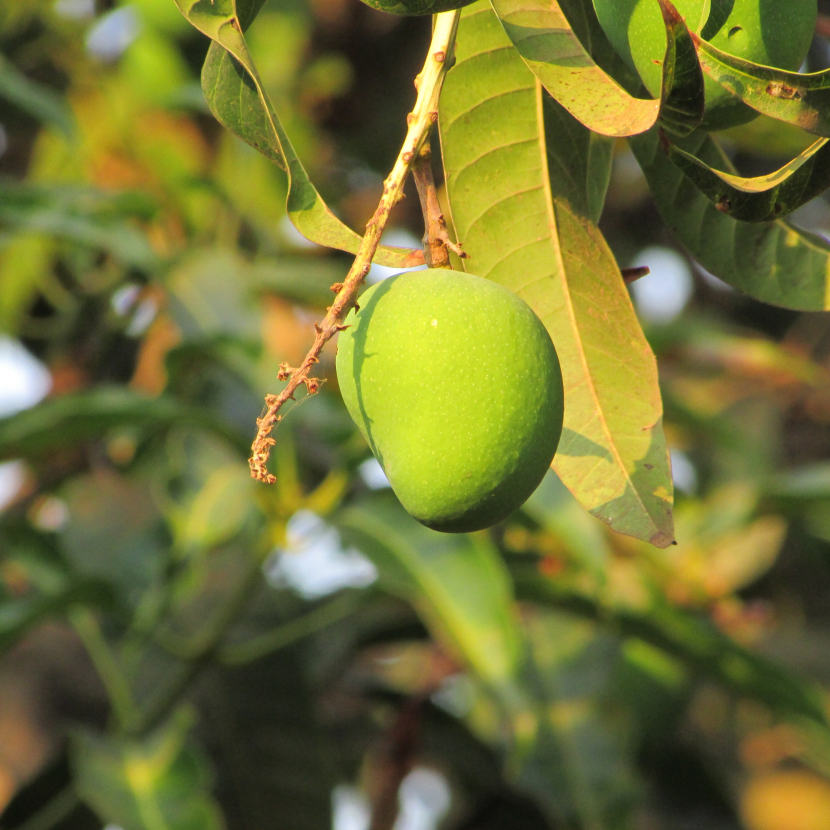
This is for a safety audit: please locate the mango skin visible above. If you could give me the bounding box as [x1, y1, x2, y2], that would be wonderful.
[358, 0, 476, 16]
[336, 269, 564, 533]
[592, 0, 817, 131]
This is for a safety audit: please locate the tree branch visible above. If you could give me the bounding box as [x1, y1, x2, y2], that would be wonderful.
[249, 10, 462, 483]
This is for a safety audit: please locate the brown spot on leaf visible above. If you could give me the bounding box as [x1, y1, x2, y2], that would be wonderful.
[766, 82, 803, 101]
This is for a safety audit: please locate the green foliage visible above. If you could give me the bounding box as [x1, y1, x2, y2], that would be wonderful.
[4, 1, 830, 829]
[593, 0, 817, 130]
[336, 270, 563, 532]
[439, 2, 675, 546]
[357, 0, 477, 17]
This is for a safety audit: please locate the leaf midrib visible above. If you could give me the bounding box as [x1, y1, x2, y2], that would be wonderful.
[535, 79, 654, 525]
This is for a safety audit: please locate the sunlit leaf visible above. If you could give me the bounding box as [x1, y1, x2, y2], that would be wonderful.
[440, 2, 674, 547]
[173, 0, 422, 269]
[170, 463, 258, 555]
[488, 0, 704, 137]
[72, 712, 223, 830]
[692, 35, 830, 135]
[631, 127, 830, 311]
[662, 131, 830, 222]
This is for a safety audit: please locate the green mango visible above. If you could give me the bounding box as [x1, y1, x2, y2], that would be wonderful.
[357, 0, 476, 16]
[592, 0, 817, 131]
[336, 269, 564, 533]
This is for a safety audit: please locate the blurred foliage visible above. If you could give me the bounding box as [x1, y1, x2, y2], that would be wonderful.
[2, 2, 830, 830]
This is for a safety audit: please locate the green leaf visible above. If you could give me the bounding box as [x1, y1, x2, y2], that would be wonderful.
[630, 128, 830, 311]
[0, 579, 114, 655]
[440, 2, 674, 547]
[173, 0, 421, 269]
[487, 0, 704, 137]
[336, 493, 527, 711]
[0, 182, 159, 271]
[0, 387, 249, 462]
[518, 613, 638, 830]
[662, 131, 830, 222]
[765, 462, 830, 500]
[692, 35, 830, 136]
[202, 648, 335, 830]
[512, 563, 830, 727]
[72, 712, 223, 830]
[0, 52, 75, 138]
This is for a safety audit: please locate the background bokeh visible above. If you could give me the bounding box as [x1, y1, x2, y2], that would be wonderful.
[4, 2, 830, 829]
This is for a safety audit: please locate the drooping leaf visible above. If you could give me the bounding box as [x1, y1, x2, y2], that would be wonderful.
[487, 0, 704, 137]
[0, 52, 75, 138]
[691, 34, 830, 136]
[0, 387, 249, 462]
[662, 131, 830, 222]
[71, 712, 224, 830]
[512, 563, 830, 727]
[336, 493, 527, 712]
[440, 2, 674, 547]
[172, 0, 421, 269]
[630, 128, 830, 311]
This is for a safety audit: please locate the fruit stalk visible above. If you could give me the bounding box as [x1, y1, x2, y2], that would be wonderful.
[411, 140, 467, 268]
[249, 10, 462, 484]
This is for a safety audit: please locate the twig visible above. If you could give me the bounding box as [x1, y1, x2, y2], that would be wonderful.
[411, 140, 468, 268]
[70, 607, 138, 730]
[126, 545, 267, 736]
[367, 697, 424, 830]
[218, 589, 366, 666]
[4, 786, 79, 830]
[249, 10, 462, 483]
[622, 266, 650, 284]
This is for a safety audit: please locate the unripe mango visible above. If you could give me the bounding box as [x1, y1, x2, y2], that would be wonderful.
[336, 269, 564, 533]
[593, 0, 816, 131]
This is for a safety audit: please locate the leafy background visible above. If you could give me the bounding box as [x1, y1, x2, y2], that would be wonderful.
[3, 1, 830, 830]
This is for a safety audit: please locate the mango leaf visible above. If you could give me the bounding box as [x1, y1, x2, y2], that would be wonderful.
[203, 647, 335, 830]
[662, 131, 830, 222]
[336, 493, 528, 714]
[71, 712, 223, 830]
[630, 128, 830, 311]
[517, 613, 638, 830]
[488, 0, 704, 137]
[766, 462, 830, 500]
[692, 34, 830, 136]
[0, 182, 158, 270]
[173, 0, 421, 269]
[0, 387, 249, 462]
[440, 2, 674, 547]
[512, 563, 830, 727]
[0, 52, 74, 138]
[0, 579, 114, 656]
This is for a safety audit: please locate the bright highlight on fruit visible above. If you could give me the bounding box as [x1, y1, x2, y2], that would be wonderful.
[336, 269, 564, 533]
[593, 0, 817, 131]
